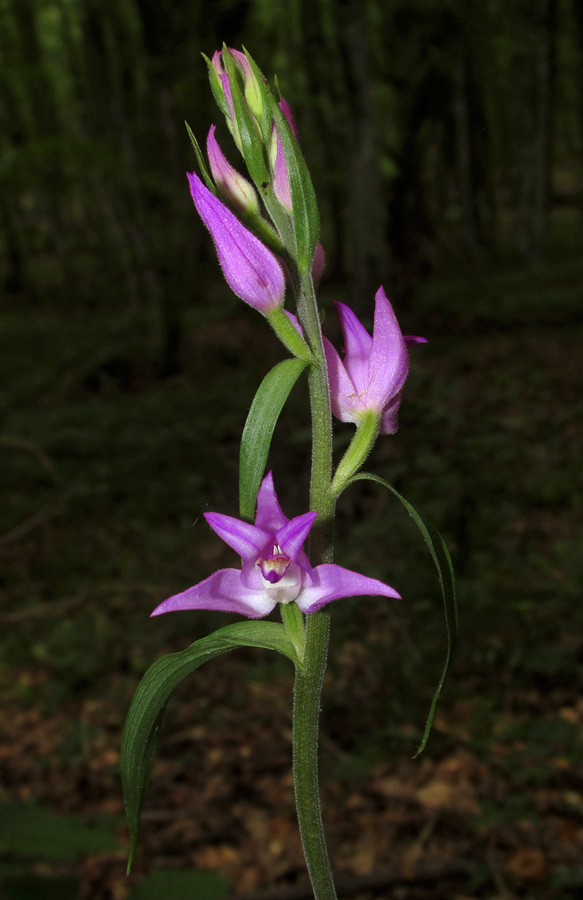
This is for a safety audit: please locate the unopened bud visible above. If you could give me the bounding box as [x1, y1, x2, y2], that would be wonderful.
[207, 125, 260, 216]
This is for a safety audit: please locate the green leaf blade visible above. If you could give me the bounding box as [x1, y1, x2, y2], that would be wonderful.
[239, 357, 308, 520]
[121, 621, 297, 871]
[347, 473, 457, 756]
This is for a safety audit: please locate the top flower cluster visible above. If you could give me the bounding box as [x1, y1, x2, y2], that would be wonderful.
[188, 47, 306, 314]
[188, 46, 425, 436]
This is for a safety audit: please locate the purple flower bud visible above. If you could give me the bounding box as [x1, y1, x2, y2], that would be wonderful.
[188, 172, 285, 313]
[270, 99, 301, 212]
[272, 128, 292, 211]
[312, 243, 326, 287]
[229, 49, 264, 119]
[211, 50, 240, 148]
[211, 48, 265, 140]
[206, 125, 259, 216]
[279, 97, 300, 142]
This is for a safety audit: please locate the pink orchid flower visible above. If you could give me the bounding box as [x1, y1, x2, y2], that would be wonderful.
[152, 472, 400, 619]
[323, 286, 426, 435]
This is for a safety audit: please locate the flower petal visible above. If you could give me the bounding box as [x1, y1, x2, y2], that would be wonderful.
[204, 512, 269, 561]
[323, 336, 364, 424]
[151, 568, 275, 619]
[379, 392, 403, 435]
[254, 471, 288, 533]
[296, 563, 400, 614]
[367, 286, 408, 409]
[276, 511, 317, 563]
[334, 301, 373, 392]
[188, 172, 284, 313]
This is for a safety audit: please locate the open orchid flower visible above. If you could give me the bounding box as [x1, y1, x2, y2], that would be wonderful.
[151, 472, 400, 620]
[323, 286, 426, 435]
[188, 171, 285, 313]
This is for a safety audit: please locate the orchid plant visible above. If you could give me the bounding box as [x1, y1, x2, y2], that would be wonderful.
[121, 47, 456, 900]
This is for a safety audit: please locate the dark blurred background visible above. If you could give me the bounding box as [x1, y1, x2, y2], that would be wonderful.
[1, 1, 582, 898]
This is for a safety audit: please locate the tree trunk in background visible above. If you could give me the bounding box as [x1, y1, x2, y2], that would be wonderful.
[453, 35, 494, 260]
[291, 0, 387, 313]
[571, 0, 583, 213]
[2, 0, 71, 295]
[454, 55, 479, 257]
[336, 0, 388, 309]
[0, 202, 26, 296]
[514, 0, 558, 264]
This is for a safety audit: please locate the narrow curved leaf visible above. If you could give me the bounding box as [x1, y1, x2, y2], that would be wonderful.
[348, 473, 457, 756]
[239, 358, 308, 519]
[122, 621, 297, 871]
[185, 121, 215, 192]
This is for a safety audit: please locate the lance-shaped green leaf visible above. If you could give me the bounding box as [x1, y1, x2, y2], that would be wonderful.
[270, 97, 320, 273]
[347, 473, 457, 756]
[122, 621, 297, 872]
[239, 357, 308, 520]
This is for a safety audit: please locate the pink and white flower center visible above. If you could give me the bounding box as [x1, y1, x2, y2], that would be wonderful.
[257, 544, 302, 604]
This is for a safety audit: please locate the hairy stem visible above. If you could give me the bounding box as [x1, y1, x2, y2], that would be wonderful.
[291, 268, 337, 900]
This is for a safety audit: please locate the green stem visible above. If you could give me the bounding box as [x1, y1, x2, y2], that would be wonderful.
[292, 609, 335, 900]
[267, 306, 314, 361]
[331, 411, 380, 498]
[290, 267, 337, 900]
